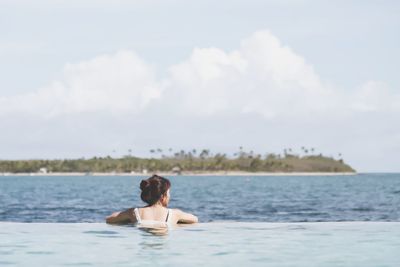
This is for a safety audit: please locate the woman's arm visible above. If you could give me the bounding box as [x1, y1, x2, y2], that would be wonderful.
[175, 209, 198, 224]
[106, 208, 136, 224]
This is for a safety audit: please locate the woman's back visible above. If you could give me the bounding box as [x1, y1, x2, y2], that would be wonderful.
[134, 206, 174, 227]
[106, 174, 198, 225]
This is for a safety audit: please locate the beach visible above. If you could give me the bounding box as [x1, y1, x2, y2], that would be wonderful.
[0, 171, 357, 176]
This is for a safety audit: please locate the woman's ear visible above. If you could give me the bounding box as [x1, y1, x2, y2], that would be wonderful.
[161, 193, 169, 206]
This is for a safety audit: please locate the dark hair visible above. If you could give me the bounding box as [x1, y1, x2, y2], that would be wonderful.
[140, 175, 171, 206]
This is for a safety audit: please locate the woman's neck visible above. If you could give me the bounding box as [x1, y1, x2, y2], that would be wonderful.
[149, 203, 165, 208]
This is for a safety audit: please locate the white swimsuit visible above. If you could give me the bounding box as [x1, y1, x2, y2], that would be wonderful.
[133, 208, 173, 228]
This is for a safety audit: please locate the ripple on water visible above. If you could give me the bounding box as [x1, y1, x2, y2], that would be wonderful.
[0, 261, 16, 265]
[351, 207, 375, 212]
[0, 251, 14, 255]
[96, 235, 125, 238]
[0, 245, 27, 248]
[82, 230, 125, 238]
[62, 263, 93, 266]
[82, 230, 119, 235]
[183, 228, 206, 232]
[26, 251, 55, 255]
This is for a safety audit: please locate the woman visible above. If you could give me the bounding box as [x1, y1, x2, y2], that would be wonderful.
[106, 174, 198, 226]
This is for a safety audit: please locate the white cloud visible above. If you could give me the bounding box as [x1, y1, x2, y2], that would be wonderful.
[167, 30, 338, 118]
[0, 50, 162, 117]
[1, 30, 398, 121]
[0, 30, 399, 171]
[1, 32, 397, 122]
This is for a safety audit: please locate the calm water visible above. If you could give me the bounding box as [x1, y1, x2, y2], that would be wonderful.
[1, 222, 400, 267]
[1, 173, 400, 223]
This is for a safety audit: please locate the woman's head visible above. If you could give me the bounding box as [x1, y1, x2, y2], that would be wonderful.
[140, 175, 171, 206]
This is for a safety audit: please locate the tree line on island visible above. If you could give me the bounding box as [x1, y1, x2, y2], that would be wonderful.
[0, 147, 355, 174]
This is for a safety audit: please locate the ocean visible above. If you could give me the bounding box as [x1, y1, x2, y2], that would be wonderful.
[1, 173, 399, 223]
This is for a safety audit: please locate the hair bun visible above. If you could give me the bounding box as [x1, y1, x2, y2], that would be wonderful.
[140, 179, 150, 191]
[139, 175, 171, 206]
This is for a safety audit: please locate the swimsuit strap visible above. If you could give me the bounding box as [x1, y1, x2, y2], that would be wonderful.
[166, 209, 172, 223]
[134, 207, 172, 225]
[165, 209, 169, 222]
[133, 208, 141, 223]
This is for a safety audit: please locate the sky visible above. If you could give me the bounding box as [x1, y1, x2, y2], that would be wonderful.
[0, 0, 399, 172]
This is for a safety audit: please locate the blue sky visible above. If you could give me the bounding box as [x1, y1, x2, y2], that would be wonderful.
[0, 0, 399, 172]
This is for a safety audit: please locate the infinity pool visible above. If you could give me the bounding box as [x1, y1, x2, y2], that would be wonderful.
[1, 222, 399, 266]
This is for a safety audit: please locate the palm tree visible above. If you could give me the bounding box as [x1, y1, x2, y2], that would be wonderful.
[238, 146, 244, 158]
[248, 151, 254, 159]
[200, 149, 209, 159]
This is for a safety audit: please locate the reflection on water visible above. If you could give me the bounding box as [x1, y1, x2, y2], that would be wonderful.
[83, 230, 119, 235]
[114, 224, 170, 250]
[138, 237, 167, 250]
[138, 226, 169, 236]
[137, 226, 169, 251]
[83, 229, 125, 238]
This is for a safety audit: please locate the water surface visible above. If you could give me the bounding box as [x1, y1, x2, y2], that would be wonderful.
[1, 173, 399, 222]
[1, 222, 399, 267]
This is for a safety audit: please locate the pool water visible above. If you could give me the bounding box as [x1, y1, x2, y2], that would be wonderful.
[1, 222, 400, 267]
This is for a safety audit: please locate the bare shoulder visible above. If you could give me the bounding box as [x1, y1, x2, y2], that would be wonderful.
[171, 208, 183, 214]
[171, 208, 198, 224]
[105, 207, 137, 224]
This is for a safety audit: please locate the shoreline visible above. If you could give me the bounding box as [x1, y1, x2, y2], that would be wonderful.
[0, 171, 357, 176]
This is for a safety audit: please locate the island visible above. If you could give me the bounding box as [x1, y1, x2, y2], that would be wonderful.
[0, 148, 355, 175]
